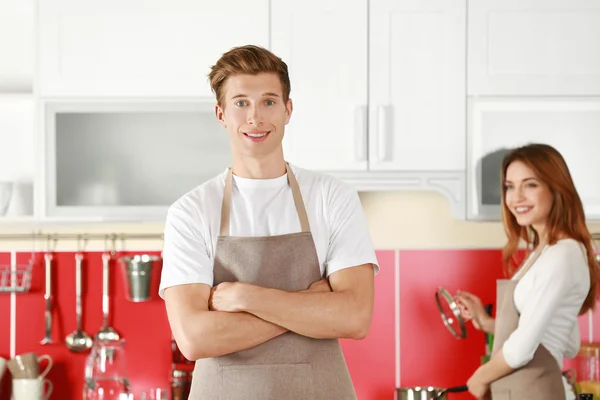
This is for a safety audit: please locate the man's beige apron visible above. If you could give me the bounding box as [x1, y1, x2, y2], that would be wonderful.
[490, 250, 565, 400]
[189, 164, 357, 400]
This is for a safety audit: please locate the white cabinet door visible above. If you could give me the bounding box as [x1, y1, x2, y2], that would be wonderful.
[39, 0, 269, 98]
[272, 0, 368, 171]
[467, 97, 600, 220]
[0, 96, 35, 218]
[468, 0, 600, 96]
[0, 0, 34, 92]
[369, 0, 466, 172]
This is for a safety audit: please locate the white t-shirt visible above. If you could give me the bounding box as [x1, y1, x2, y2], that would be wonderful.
[159, 163, 379, 298]
[503, 239, 590, 370]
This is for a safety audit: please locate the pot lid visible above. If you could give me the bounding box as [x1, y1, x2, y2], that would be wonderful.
[435, 286, 467, 339]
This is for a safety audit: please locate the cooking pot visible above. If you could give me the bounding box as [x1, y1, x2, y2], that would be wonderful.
[396, 385, 468, 400]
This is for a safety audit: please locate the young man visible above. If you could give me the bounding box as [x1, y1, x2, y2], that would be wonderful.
[159, 45, 379, 400]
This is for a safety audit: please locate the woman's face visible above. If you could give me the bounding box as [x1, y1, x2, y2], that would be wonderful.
[504, 160, 554, 235]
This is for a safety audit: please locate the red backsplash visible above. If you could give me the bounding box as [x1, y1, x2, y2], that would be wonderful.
[398, 250, 505, 399]
[0, 251, 169, 399]
[0, 249, 595, 399]
[341, 250, 396, 400]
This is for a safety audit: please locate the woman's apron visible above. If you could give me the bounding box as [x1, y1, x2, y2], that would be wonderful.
[189, 164, 357, 400]
[490, 250, 566, 399]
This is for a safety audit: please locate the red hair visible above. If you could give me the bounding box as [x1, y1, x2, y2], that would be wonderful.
[500, 143, 599, 315]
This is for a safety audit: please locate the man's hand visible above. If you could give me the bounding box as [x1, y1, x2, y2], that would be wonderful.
[209, 282, 247, 312]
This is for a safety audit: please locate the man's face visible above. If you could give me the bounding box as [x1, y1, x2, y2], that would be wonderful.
[216, 73, 292, 160]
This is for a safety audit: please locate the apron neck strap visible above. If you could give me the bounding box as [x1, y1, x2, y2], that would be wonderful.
[219, 163, 311, 236]
[513, 247, 545, 281]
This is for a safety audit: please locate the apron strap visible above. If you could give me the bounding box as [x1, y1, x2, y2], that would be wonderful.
[513, 247, 545, 281]
[219, 163, 310, 237]
[286, 163, 311, 233]
[220, 168, 234, 236]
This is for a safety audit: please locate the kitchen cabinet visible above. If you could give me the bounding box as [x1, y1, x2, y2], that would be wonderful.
[468, 0, 600, 96]
[369, 0, 465, 172]
[0, 0, 34, 92]
[0, 96, 36, 220]
[272, 0, 369, 172]
[5, 0, 598, 223]
[276, 0, 465, 173]
[38, 0, 270, 98]
[467, 97, 600, 220]
[42, 100, 231, 221]
[273, 0, 466, 218]
[0, 0, 36, 223]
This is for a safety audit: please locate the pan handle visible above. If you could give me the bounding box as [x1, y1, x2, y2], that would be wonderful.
[446, 385, 469, 392]
[434, 385, 470, 400]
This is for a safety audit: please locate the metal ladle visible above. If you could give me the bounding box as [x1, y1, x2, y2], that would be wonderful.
[66, 251, 93, 352]
[95, 249, 120, 342]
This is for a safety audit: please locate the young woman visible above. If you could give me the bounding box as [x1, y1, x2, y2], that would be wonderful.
[457, 143, 599, 400]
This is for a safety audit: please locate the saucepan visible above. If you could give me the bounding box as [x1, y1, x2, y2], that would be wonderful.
[396, 385, 469, 400]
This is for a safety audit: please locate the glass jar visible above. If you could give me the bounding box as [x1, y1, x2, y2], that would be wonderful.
[575, 343, 600, 396]
[83, 339, 132, 400]
[171, 370, 187, 400]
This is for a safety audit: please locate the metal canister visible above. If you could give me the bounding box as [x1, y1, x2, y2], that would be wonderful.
[119, 255, 161, 302]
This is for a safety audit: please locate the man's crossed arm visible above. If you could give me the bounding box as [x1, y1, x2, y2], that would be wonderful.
[163, 264, 374, 361]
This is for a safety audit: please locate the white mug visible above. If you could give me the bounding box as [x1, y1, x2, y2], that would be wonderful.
[11, 378, 53, 400]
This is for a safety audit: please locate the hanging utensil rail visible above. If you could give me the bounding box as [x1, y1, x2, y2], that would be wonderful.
[0, 233, 163, 293]
[0, 233, 163, 241]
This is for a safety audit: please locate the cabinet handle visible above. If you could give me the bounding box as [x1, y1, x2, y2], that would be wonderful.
[354, 105, 367, 162]
[378, 105, 390, 162]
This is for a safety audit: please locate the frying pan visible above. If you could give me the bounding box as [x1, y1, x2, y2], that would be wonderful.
[396, 385, 469, 400]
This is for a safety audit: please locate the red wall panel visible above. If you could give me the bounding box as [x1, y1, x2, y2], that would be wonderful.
[0, 252, 12, 398]
[14, 251, 169, 400]
[2, 247, 594, 400]
[6, 250, 399, 400]
[341, 250, 396, 400]
[399, 250, 505, 399]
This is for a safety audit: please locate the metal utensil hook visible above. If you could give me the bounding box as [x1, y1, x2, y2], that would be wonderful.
[103, 234, 117, 259]
[27, 232, 38, 265]
[111, 234, 117, 257]
[76, 235, 88, 255]
[44, 234, 57, 259]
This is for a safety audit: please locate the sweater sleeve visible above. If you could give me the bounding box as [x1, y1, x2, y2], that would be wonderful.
[502, 244, 575, 368]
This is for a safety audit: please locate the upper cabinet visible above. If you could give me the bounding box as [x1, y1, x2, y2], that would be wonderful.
[467, 97, 600, 220]
[0, 0, 35, 92]
[42, 100, 230, 221]
[0, 0, 36, 222]
[275, 0, 466, 173]
[468, 0, 600, 96]
[0, 97, 36, 220]
[370, 0, 465, 171]
[38, 0, 270, 98]
[4, 0, 600, 223]
[273, 0, 467, 218]
[272, 0, 369, 172]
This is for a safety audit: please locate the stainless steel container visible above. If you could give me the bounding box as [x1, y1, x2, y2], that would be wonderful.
[119, 255, 161, 302]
